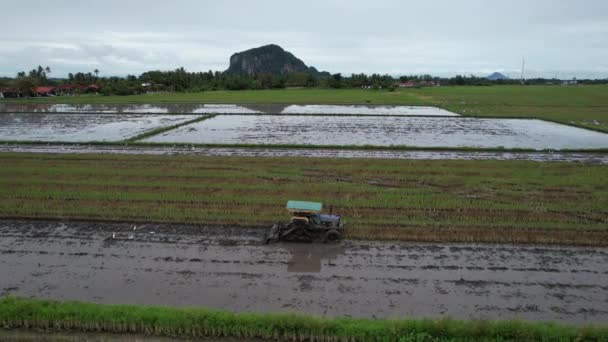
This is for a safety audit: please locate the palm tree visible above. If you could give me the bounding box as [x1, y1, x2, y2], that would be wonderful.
[94, 69, 99, 79]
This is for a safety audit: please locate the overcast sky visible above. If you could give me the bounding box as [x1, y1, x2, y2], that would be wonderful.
[1, 0, 607, 79]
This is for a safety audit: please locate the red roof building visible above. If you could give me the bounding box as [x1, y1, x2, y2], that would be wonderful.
[32, 86, 55, 94]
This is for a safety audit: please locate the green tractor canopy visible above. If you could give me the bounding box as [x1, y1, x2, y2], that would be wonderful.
[286, 200, 322, 213]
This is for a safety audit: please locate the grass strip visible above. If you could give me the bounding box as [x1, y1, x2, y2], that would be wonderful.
[0, 297, 606, 342]
[123, 114, 216, 142]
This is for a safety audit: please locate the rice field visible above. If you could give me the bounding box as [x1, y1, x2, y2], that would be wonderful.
[3, 86, 607, 132]
[0, 152, 606, 245]
[142, 115, 608, 150]
[0, 113, 204, 142]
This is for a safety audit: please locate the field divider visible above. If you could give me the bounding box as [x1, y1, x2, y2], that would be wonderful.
[1, 140, 607, 153]
[122, 114, 217, 143]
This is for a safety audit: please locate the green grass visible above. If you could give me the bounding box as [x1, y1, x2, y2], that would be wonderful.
[419, 85, 608, 132]
[1, 297, 606, 341]
[4, 85, 608, 132]
[1, 152, 606, 246]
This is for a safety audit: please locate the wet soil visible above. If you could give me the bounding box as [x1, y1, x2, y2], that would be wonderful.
[1, 144, 607, 164]
[1, 220, 607, 325]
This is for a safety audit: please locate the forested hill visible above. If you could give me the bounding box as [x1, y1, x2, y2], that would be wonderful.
[225, 44, 328, 76]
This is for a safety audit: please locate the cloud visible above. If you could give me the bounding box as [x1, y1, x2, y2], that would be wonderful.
[1, 0, 607, 78]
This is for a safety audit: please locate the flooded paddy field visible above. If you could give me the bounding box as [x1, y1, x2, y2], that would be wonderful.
[2, 143, 607, 164]
[142, 115, 608, 150]
[0, 113, 201, 142]
[1, 220, 607, 325]
[0, 103, 459, 116]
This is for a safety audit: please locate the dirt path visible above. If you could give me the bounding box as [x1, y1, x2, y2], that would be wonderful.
[1, 220, 607, 324]
[2, 144, 607, 164]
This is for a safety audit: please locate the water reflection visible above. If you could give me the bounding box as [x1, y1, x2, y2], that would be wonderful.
[280, 243, 344, 273]
[0, 113, 199, 142]
[0, 103, 457, 116]
[142, 115, 608, 150]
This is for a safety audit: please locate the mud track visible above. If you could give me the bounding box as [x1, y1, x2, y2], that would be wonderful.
[1, 220, 607, 325]
[1, 144, 607, 164]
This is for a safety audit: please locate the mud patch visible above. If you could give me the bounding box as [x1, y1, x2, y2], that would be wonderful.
[2, 144, 607, 164]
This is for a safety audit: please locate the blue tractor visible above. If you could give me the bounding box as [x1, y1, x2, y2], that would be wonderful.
[265, 200, 345, 243]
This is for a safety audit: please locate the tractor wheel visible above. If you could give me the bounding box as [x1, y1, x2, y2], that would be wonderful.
[324, 229, 342, 243]
[265, 223, 281, 244]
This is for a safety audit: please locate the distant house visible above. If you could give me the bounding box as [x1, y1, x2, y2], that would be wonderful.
[0, 88, 22, 98]
[54, 84, 99, 96]
[32, 86, 55, 97]
[399, 81, 417, 88]
[398, 80, 436, 88]
[55, 84, 87, 95]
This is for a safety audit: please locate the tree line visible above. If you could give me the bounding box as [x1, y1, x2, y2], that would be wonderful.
[1, 65, 607, 97]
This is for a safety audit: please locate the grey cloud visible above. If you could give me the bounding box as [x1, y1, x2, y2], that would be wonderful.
[1, 0, 607, 78]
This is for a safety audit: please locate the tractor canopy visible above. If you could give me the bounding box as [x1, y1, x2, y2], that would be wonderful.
[286, 200, 322, 213]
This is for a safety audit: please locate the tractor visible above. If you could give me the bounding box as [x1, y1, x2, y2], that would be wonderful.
[265, 200, 345, 244]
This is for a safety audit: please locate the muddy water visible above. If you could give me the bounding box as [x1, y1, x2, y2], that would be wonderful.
[0, 103, 459, 116]
[1, 144, 607, 164]
[0, 114, 201, 142]
[1, 220, 607, 325]
[142, 115, 608, 150]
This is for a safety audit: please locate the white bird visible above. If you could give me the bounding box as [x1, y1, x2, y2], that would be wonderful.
[112, 232, 116, 239]
[133, 225, 137, 231]
[128, 234, 134, 240]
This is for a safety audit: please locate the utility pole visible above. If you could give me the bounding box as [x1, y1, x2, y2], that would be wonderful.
[520, 57, 526, 85]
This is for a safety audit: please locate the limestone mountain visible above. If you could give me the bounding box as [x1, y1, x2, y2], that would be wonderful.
[486, 72, 509, 80]
[225, 44, 327, 76]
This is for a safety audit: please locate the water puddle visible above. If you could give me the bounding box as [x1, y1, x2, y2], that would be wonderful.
[280, 243, 345, 273]
[142, 115, 608, 150]
[281, 104, 457, 116]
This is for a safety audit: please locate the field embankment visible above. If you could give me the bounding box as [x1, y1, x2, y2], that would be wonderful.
[0, 153, 606, 246]
[1, 297, 606, 342]
[3, 85, 607, 132]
